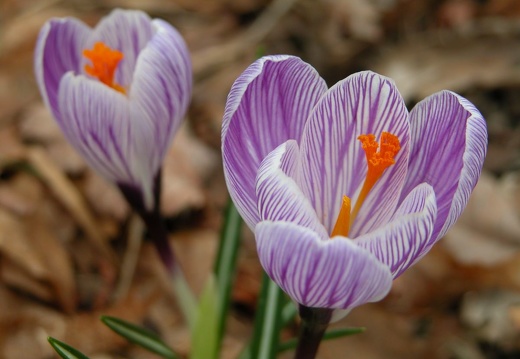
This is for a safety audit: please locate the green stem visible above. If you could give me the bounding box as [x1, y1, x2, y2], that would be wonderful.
[293, 306, 332, 359]
[241, 273, 285, 359]
[118, 173, 197, 329]
[142, 209, 197, 330]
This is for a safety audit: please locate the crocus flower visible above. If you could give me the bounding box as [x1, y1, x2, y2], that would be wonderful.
[34, 9, 192, 211]
[222, 55, 487, 317]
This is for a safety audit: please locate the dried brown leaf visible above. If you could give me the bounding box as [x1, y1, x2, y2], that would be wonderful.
[26, 146, 114, 261]
[0, 208, 48, 278]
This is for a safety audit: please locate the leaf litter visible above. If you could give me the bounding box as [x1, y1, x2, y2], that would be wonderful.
[1, 0, 520, 358]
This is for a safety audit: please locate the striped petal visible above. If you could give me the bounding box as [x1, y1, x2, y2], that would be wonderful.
[222, 55, 328, 230]
[256, 141, 328, 239]
[85, 9, 155, 87]
[34, 17, 90, 122]
[256, 221, 393, 309]
[356, 183, 437, 278]
[128, 19, 192, 207]
[401, 91, 487, 245]
[300, 71, 410, 237]
[57, 73, 138, 192]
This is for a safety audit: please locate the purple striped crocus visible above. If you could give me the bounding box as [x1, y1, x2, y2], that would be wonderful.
[222, 55, 487, 317]
[34, 9, 192, 211]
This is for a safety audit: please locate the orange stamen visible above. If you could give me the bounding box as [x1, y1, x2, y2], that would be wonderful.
[350, 132, 400, 225]
[83, 42, 125, 94]
[331, 195, 351, 237]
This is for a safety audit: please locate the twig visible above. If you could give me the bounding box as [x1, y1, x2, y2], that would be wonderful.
[112, 213, 144, 302]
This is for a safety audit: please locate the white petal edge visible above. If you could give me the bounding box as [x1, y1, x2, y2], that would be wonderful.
[436, 93, 487, 241]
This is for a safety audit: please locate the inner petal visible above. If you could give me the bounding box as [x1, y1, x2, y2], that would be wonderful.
[331, 132, 401, 238]
[299, 71, 410, 236]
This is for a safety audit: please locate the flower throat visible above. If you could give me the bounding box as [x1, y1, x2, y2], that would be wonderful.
[331, 132, 400, 237]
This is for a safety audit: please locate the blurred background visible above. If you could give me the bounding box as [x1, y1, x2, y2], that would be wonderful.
[0, 0, 519, 358]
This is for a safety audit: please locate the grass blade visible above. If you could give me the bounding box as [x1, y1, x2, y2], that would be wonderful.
[191, 275, 220, 359]
[101, 316, 178, 359]
[48, 337, 90, 359]
[213, 200, 242, 347]
[240, 273, 285, 359]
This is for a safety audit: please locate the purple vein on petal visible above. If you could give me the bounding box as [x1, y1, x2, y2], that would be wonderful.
[402, 90, 487, 245]
[222, 55, 327, 229]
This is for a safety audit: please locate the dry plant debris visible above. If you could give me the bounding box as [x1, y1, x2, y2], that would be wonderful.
[0, 0, 519, 358]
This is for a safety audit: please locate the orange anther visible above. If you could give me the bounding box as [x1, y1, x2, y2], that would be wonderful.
[350, 132, 400, 226]
[83, 42, 125, 93]
[331, 195, 351, 237]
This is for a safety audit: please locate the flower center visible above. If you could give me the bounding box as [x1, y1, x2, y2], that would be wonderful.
[83, 42, 125, 94]
[331, 132, 400, 237]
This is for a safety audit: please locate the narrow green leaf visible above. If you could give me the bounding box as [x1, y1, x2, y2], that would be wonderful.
[277, 326, 366, 353]
[239, 273, 285, 359]
[101, 316, 178, 359]
[213, 200, 242, 347]
[191, 275, 220, 359]
[48, 337, 90, 359]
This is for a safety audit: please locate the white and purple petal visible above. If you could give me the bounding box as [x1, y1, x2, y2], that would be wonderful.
[128, 19, 192, 208]
[222, 55, 328, 229]
[356, 183, 437, 278]
[34, 17, 90, 122]
[256, 221, 393, 309]
[402, 91, 487, 245]
[58, 73, 136, 189]
[256, 141, 328, 239]
[300, 71, 410, 236]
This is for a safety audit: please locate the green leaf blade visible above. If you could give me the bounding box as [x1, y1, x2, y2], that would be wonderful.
[101, 316, 178, 359]
[239, 273, 285, 359]
[48, 337, 90, 359]
[213, 201, 242, 347]
[190, 275, 220, 359]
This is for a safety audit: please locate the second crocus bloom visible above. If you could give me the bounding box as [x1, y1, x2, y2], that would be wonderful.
[34, 9, 192, 211]
[222, 55, 487, 318]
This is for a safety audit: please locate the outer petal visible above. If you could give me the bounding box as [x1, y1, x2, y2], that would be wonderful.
[256, 140, 328, 239]
[58, 73, 137, 190]
[128, 19, 192, 207]
[300, 71, 410, 236]
[34, 17, 91, 121]
[84, 9, 155, 87]
[401, 91, 487, 244]
[356, 183, 437, 278]
[222, 55, 328, 230]
[256, 221, 393, 309]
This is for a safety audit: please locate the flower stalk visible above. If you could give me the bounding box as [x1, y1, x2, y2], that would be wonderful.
[294, 306, 332, 359]
[119, 173, 196, 328]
